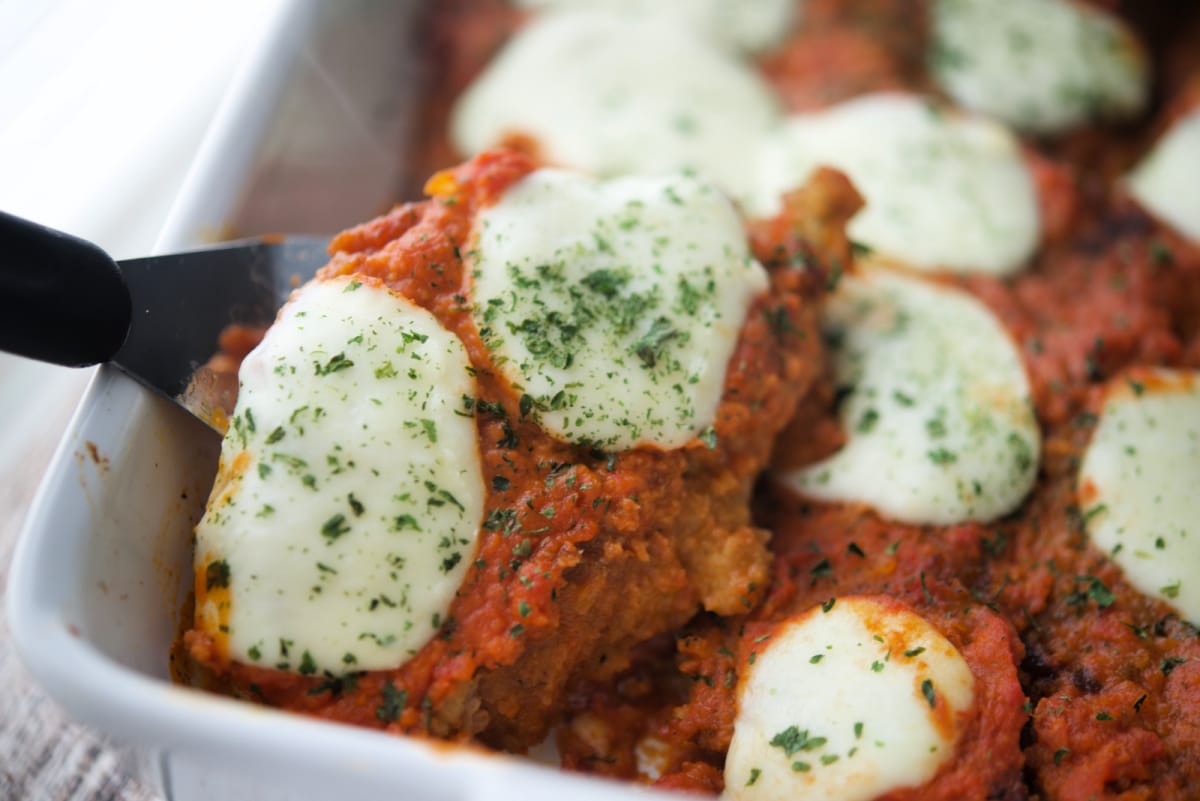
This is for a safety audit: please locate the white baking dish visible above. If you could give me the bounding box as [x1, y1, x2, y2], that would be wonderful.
[6, 3, 676, 799]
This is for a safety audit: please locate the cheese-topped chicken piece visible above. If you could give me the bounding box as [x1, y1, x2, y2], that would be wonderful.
[928, 0, 1149, 134]
[185, 150, 840, 750]
[724, 597, 975, 801]
[778, 266, 1039, 525]
[510, 0, 797, 54]
[1079, 369, 1200, 622]
[1126, 105, 1200, 243]
[750, 94, 1039, 276]
[451, 10, 779, 198]
[193, 278, 483, 673]
[470, 168, 767, 451]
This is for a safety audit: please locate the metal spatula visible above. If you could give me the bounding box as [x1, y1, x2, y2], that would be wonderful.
[0, 210, 330, 431]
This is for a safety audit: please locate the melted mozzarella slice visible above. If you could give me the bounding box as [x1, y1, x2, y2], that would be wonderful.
[724, 597, 974, 801]
[778, 267, 1038, 524]
[750, 94, 1039, 276]
[1126, 107, 1200, 243]
[194, 278, 484, 674]
[451, 10, 779, 197]
[929, 0, 1148, 134]
[510, 0, 797, 53]
[469, 167, 767, 451]
[1079, 370, 1200, 621]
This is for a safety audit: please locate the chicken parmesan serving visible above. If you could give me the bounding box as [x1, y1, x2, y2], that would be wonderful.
[176, 1, 1200, 799]
[179, 149, 852, 749]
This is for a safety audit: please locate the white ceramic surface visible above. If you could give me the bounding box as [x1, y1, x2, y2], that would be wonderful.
[6, 2, 681, 799]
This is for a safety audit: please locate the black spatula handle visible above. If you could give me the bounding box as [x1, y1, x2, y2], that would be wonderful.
[0, 210, 132, 367]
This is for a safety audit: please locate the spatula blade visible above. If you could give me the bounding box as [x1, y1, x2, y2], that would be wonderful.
[112, 236, 330, 431]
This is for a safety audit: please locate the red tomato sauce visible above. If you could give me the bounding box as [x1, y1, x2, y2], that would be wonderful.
[975, 373, 1200, 801]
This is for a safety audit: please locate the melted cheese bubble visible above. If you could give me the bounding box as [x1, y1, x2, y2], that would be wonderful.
[469, 167, 767, 451]
[1126, 106, 1200, 243]
[1079, 370, 1200, 621]
[194, 278, 484, 674]
[451, 10, 779, 197]
[750, 94, 1039, 276]
[725, 597, 974, 801]
[778, 267, 1039, 524]
[929, 0, 1148, 134]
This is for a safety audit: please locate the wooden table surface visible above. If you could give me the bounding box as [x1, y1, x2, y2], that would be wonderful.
[0, 358, 159, 801]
